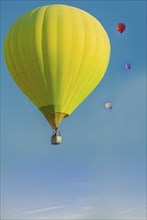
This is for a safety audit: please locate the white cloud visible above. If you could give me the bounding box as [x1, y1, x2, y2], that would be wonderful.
[24, 205, 68, 215]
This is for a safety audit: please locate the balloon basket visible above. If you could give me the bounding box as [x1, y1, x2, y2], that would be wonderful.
[51, 135, 62, 145]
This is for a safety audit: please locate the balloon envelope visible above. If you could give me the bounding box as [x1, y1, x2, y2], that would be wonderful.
[105, 102, 112, 109]
[4, 5, 110, 129]
[125, 63, 131, 70]
[116, 23, 126, 33]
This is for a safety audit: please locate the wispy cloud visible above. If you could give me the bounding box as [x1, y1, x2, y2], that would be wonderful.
[22, 196, 98, 218]
[24, 205, 68, 215]
[81, 206, 95, 211]
[103, 204, 147, 217]
[114, 205, 146, 215]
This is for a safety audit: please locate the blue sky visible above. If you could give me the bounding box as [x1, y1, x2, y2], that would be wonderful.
[1, 0, 146, 219]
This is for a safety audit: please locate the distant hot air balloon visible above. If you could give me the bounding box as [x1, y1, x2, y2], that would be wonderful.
[4, 5, 110, 144]
[116, 23, 126, 33]
[125, 63, 131, 70]
[105, 102, 112, 110]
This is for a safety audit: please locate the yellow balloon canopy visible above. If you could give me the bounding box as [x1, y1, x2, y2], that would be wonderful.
[4, 4, 110, 129]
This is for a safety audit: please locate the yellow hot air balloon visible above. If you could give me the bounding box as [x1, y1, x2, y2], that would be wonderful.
[4, 4, 110, 144]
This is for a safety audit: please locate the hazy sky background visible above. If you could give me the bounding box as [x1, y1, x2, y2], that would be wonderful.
[1, 0, 146, 219]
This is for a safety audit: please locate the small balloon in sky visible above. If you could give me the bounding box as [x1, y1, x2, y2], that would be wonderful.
[125, 63, 131, 70]
[105, 102, 112, 110]
[116, 23, 126, 33]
